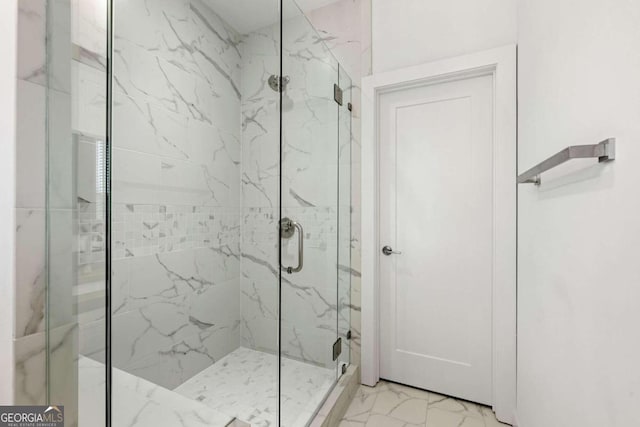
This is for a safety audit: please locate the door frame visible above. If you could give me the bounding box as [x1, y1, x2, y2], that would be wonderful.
[361, 45, 517, 423]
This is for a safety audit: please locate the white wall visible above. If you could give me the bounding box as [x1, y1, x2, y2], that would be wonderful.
[371, 0, 517, 72]
[517, 0, 640, 426]
[0, 0, 17, 405]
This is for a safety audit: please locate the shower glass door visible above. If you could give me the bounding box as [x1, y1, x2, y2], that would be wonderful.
[280, 1, 351, 424]
[44, 0, 351, 424]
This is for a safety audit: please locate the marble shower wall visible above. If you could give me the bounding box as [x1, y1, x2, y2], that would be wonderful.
[237, 20, 281, 357]
[13, 0, 79, 425]
[12, 0, 368, 416]
[239, 12, 339, 367]
[72, 0, 245, 390]
[239, 2, 364, 370]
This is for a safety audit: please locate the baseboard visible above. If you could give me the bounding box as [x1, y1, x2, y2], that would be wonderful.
[512, 411, 521, 427]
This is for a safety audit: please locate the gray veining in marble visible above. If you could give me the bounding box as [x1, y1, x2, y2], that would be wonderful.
[11, 0, 368, 424]
[175, 347, 336, 427]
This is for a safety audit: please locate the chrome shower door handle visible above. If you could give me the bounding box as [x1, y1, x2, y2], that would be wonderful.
[280, 218, 304, 274]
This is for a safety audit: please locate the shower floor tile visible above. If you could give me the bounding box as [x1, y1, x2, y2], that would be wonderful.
[174, 347, 337, 427]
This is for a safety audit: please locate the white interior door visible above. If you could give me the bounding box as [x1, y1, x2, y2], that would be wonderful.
[379, 73, 494, 405]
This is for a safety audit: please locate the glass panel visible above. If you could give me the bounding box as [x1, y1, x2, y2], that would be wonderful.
[46, 0, 107, 425]
[337, 65, 352, 373]
[109, 1, 281, 426]
[281, 0, 340, 424]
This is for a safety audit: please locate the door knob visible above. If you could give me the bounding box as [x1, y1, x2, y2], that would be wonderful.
[382, 245, 401, 256]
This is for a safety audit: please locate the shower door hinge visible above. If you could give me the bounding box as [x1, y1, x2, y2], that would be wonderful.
[332, 337, 342, 361]
[334, 83, 343, 106]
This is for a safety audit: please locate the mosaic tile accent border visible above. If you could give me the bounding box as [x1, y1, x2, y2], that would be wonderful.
[78, 202, 241, 265]
[113, 204, 240, 260]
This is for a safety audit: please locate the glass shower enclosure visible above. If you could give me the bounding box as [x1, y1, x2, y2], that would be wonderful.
[44, 0, 353, 425]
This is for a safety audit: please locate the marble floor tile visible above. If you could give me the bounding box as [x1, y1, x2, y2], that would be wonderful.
[369, 382, 430, 424]
[365, 414, 422, 427]
[428, 393, 485, 420]
[339, 380, 511, 427]
[342, 385, 378, 419]
[426, 409, 485, 427]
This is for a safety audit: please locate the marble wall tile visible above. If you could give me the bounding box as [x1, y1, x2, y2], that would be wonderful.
[114, 0, 192, 67]
[48, 88, 74, 209]
[187, 106, 241, 159]
[240, 82, 280, 208]
[113, 40, 195, 117]
[15, 209, 46, 339]
[242, 25, 280, 58]
[79, 318, 105, 363]
[200, 320, 242, 363]
[109, 244, 242, 387]
[113, 301, 240, 390]
[280, 320, 338, 368]
[125, 252, 209, 310]
[239, 207, 279, 353]
[158, 158, 211, 206]
[48, 209, 77, 331]
[49, 323, 79, 427]
[13, 331, 46, 406]
[14, 323, 78, 412]
[112, 306, 187, 368]
[240, 316, 279, 355]
[48, 0, 73, 94]
[189, 0, 242, 89]
[281, 125, 340, 209]
[190, 277, 240, 327]
[17, 0, 46, 85]
[111, 91, 167, 155]
[71, 61, 106, 137]
[16, 80, 46, 209]
[240, 54, 279, 105]
[307, 0, 364, 81]
[112, 148, 161, 205]
[238, 11, 362, 371]
[122, 340, 214, 390]
[71, 0, 107, 57]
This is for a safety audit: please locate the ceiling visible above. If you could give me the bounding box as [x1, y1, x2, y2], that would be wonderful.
[202, 0, 340, 34]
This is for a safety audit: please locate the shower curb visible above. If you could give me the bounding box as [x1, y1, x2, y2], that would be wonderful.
[309, 364, 360, 427]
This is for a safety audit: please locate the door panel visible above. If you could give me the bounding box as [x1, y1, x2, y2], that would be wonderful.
[280, 0, 343, 425]
[379, 74, 494, 405]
